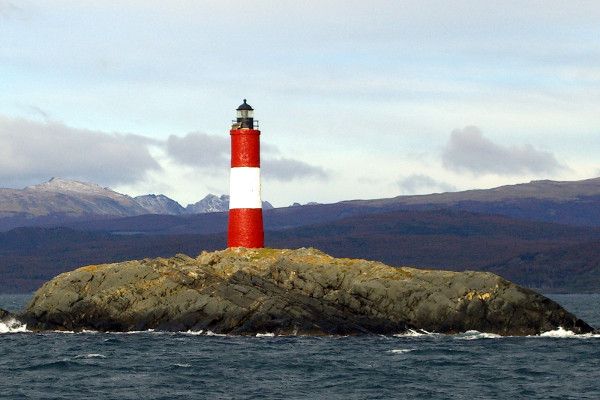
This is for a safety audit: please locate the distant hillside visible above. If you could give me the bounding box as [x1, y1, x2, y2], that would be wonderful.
[2, 209, 600, 293]
[486, 241, 600, 293]
[0, 227, 224, 293]
[62, 202, 363, 234]
[348, 177, 600, 226]
[268, 209, 600, 271]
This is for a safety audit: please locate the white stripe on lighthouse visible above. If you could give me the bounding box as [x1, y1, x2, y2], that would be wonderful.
[229, 167, 262, 209]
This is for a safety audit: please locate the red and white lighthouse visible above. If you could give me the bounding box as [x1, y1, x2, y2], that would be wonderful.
[227, 99, 264, 248]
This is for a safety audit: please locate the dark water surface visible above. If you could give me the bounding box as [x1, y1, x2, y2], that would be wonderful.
[1, 293, 599, 399]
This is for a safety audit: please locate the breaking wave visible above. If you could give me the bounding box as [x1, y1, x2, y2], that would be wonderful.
[393, 329, 437, 337]
[0, 318, 28, 333]
[171, 363, 192, 368]
[74, 353, 107, 359]
[388, 348, 416, 354]
[538, 327, 600, 339]
[456, 330, 502, 340]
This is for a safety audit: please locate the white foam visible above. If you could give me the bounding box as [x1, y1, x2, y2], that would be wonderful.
[539, 327, 577, 338]
[0, 318, 28, 333]
[205, 330, 226, 337]
[393, 329, 435, 337]
[388, 348, 415, 354]
[111, 329, 166, 335]
[183, 329, 204, 335]
[75, 353, 106, 359]
[256, 332, 275, 337]
[537, 327, 600, 339]
[457, 330, 502, 340]
[46, 329, 99, 335]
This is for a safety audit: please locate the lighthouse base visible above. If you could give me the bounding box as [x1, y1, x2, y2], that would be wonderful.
[227, 208, 264, 248]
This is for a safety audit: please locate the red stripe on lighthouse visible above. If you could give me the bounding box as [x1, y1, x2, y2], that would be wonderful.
[228, 208, 264, 248]
[231, 129, 260, 167]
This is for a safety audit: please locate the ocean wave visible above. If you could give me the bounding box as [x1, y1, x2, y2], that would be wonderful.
[74, 353, 107, 359]
[171, 363, 192, 368]
[37, 329, 100, 335]
[393, 329, 436, 337]
[256, 332, 275, 338]
[183, 329, 204, 335]
[0, 318, 28, 333]
[181, 329, 227, 336]
[388, 348, 415, 354]
[539, 327, 578, 338]
[5, 323, 598, 339]
[391, 328, 600, 339]
[538, 327, 600, 339]
[205, 330, 227, 337]
[456, 330, 502, 340]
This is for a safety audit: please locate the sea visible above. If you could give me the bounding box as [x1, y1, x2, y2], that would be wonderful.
[1, 293, 599, 400]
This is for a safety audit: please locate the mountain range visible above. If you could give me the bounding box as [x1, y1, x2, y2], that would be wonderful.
[0, 178, 273, 230]
[46, 176, 600, 236]
[3, 176, 600, 233]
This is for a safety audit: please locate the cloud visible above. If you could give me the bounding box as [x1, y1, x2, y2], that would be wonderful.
[397, 174, 455, 194]
[262, 157, 329, 181]
[0, 115, 161, 188]
[442, 126, 566, 176]
[0, 1, 24, 20]
[166, 132, 329, 181]
[166, 132, 229, 171]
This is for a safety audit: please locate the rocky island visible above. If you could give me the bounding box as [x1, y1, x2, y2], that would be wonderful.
[2, 248, 594, 335]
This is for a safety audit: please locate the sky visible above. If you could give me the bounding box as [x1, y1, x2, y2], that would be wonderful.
[1, 1, 599, 207]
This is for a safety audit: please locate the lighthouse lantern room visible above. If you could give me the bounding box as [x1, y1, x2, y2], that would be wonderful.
[235, 99, 255, 129]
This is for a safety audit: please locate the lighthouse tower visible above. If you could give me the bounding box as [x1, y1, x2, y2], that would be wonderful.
[227, 99, 264, 248]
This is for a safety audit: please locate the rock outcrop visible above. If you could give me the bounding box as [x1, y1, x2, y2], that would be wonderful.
[19, 248, 593, 335]
[0, 309, 11, 320]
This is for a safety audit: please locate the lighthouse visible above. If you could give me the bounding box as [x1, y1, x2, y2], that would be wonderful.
[227, 99, 264, 248]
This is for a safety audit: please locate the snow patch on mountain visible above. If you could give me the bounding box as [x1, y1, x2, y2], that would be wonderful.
[185, 194, 274, 214]
[134, 194, 185, 215]
[25, 178, 120, 197]
[186, 194, 230, 214]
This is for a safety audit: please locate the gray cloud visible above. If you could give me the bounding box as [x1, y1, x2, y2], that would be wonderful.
[397, 174, 455, 194]
[0, 1, 26, 20]
[442, 126, 566, 176]
[166, 132, 229, 171]
[0, 115, 161, 188]
[166, 132, 329, 181]
[262, 158, 329, 181]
